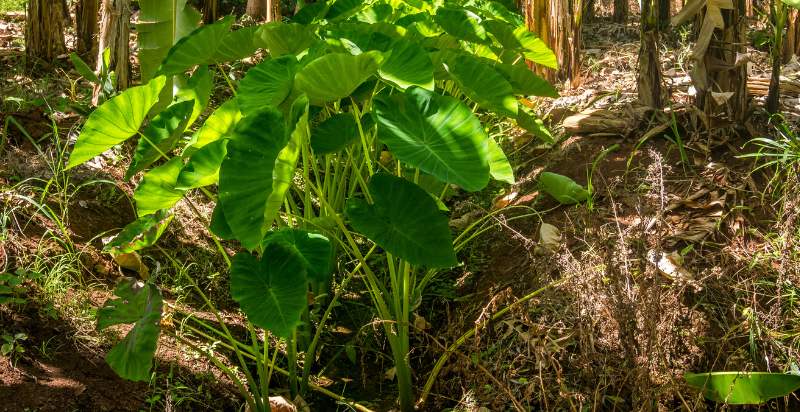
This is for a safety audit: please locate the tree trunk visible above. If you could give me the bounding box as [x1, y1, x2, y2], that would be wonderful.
[585, 0, 595, 22]
[638, 0, 664, 108]
[658, 0, 670, 30]
[25, 0, 67, 63]
[246, 0, 281, 21]
[202, 0, 219, 23]
[76, 0, 100, 64]
[767, 0, 787, 114]
[785, 9, 799, 61]
[689, 0, 749, 129]
[613, 0, 628, 23]
[521, 0, 582, 84]
[95, 0, 131, 100]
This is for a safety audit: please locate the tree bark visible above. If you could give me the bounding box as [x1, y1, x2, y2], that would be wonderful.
[25, 0, 67, 63]
[613, 0, 628, 23]
[767, 0, 787, 113]
[638, 0, 664, 108]
[785, 9, 799, 61]
[95, 0, 131, 99]
[76, 0, 100, 64]
[521, 0, 582, 84]
[202, 0, 219, 24]
[246, 0, 281, 21]
[690, 0, 749, 128]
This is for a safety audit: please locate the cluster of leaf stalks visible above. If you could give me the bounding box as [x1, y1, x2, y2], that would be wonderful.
[62, 0, 564, 410]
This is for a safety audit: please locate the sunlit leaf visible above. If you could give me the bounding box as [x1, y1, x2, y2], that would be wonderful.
[176, 139, 228, 189]
[157, 15, 235, 76]
[103, 211, 174, 255]
[434, 6, 488, 44]
[68, 76, 167, 169]
[378, 38, 434, 90]
[685, 372, 800, 404]
[294, 51, 383, 105]
[126, 100, 194, 179]
[373, 87, 490, 192]
[256, 22, 316, 57]
[538, 172, 589, 204]
[487, 138, 514, 184]
[134, 157, 187, 216]
[237, 56, 298, 116]
[445, 54, 517, 116]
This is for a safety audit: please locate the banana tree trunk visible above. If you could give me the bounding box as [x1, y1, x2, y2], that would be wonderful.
[25, 0, 67, 63]
[246, 0, 281, 21]
[677, 0, 749, 126]
[638, 0, 664, 108]
[96, 0, 131, 97]
[614, 0, 628, 22]
[785, 9, 799, 60]
[521, 0, 582, 84]
[202, 0, 219, 23]
[76, 0, 100, 64]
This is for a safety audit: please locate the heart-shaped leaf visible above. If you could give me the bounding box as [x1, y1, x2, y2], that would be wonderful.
[237, 56, 298, 116]
[98, 279, 163, 382]
[434, 7, 488, 44]
[487, 138, 514, 184]
[346, 174, 457, 268]
[685, 372, 800, 404]
[187, 99, 242, 150]
[176, 139, 228, 189]
[230, 244, 308, 338]
[538, 172, 589, 204]
[256, 22, 317, 57]
[483, 19, 557, 68]
[157, 15, 235, 76]
[262, 229, 333, 283]
[134, 157, 187, 216]
[126, 100, 194, 179]
[445, 54, 517, 116]
[67, 76, 167, 168]
[294, 51, 383, 105]
[373, 87, 490, 192]
[310, 112, 362, 154]
[103, 211, 174, 255]
[495, 62, 559, 98]
[378, 38, 434, 90]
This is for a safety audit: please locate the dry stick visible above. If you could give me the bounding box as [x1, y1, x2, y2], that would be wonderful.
[417, 275, 572, 406]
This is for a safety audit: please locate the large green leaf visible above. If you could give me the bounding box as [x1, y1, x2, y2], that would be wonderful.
[785, 0, 800, 9]
[378, 38, 434, 90]
[157, 16, 235, 76]
[103, 211, 174, 255]
[495, 62, 559, 98]
[209, 203, 234, 240]
[134, 157, 187, 216]
[98, 279, 163, 382]
[292, 1, 329, 24]
[218, 108, 288, 249]
[262, 229, 332, 283]
[294, 51, 383, 105]
[126, 100, 194, 179]
[346, 174, 457, 268]
[310, 113, 360, 154]
[67, 76, 167, 169]
[326, 0, 364, 21]
[188, 99, 242, 150]
[685, 372, 800, 404]
[373, 87, 490, 192]
[483, 19, 557, 68]
[174, 65, 213, 129]
[176, 139, 227, 189]
[434, 6, 488, 44]
[487, 138, 514, 184]
[138, 0, 201, 82]
[445, 54, 517, 116]
[538, 172, 589, 204]
[230, 244, 308, 339]
[256, 22, 316, 57]
[213, 26, 261, 62]
[237, 56, 298, 116]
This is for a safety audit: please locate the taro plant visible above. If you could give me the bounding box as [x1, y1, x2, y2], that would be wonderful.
[66, 0, 558, 409]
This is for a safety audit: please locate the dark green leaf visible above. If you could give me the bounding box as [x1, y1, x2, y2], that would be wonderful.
[445, 54, 517, 116]
[103, 211, 174, 254]
[256, 22, 316, 57]
[69, 52, 100, 84]
[434, 7, 488, 44]
[134, 157, 188, 216]
[346, 174, 457, 268]
[262, 229, 332, 283]
[176, 139, 228, 189]
[157, 16, 235, 76]
[98, 279, 163, 382]
[495, 62, 559, 97]
[237, 56, 298, 116]
[230, 245, 308, 338]
[213, 26, 260, 62]
[126, 100, 194, 179]
[310, 113, 361, 154]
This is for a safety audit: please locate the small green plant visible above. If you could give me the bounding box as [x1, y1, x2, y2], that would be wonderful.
[67, 1, 560, 409]
[1, 332, 28, 365]
[0, 270, 41, 305]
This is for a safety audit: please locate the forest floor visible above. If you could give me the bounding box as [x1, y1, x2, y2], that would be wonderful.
[2, 7, 800, 412]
